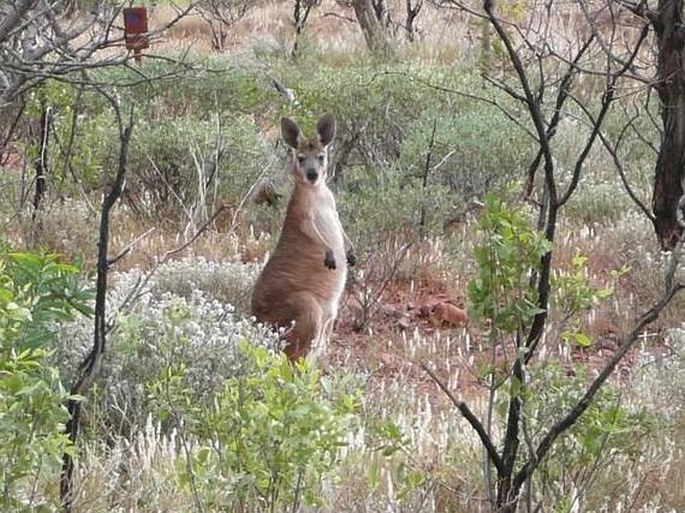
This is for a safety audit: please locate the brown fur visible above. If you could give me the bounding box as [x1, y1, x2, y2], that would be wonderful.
[432, 302, 469, 327]
[251, 114, 354, 362]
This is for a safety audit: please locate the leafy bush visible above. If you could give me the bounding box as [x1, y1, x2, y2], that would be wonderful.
[0, 249, 92, 510]
[23, 66, 277, 223]
[399, 107, 532, 199]
[338, 166, 453, 244]
[468, 194, 551, 331]
[550, 253, 622, 347]
[86, 59, 275, 116]
[564, 176, 635, 226]
[463, 194, 664, 509]
[20, 80, 116, 195]
[281, 64, 466, 168]
[149, 342, 359, 511]
[124, 113, 273, 221]
[526, 362, 657, 510]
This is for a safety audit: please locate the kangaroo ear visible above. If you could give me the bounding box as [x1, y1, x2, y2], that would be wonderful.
[316, 113, 336, 147]
[281, 117, 302, 149]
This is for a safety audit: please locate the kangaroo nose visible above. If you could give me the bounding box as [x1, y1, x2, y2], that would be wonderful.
[306, 170, 318, 182]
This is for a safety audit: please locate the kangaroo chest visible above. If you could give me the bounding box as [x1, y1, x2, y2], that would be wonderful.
[289, 188, 344, 253]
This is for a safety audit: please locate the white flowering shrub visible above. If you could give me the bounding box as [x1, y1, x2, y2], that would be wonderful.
[148, 256, 262, 314]
[54, 256, 276, 433]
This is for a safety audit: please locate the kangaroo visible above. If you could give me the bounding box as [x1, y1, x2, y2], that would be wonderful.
[251, 113, 355, 362]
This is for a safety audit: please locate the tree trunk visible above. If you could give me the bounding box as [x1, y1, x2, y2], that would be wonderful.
[292, 0, 313, 57]
[372, 0, 389, 26]
[404, 0, 422, 42]
[352, 0, 389, 53]
[653, 0, 685, 250]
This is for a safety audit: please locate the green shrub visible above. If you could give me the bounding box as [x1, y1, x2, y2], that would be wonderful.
[468, 194, 551, 331]
[464, 195, 659, 509]
[338, 165, 453, 249]
[399, 107, 532, 199]
[526, 362, 657, 510]
[0, 248, 92, 510]
[23, 80, 113, 192]
[86, 58, 275, 116]
[149, 341, 359, 511]
[123, 113, 272, 221]
[564, 176, 635, 226]
[22, 65, 277, 222]
[280, 64, 464, 167]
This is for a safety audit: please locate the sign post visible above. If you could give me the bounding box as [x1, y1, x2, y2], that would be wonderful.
[123, 7, 149, 65]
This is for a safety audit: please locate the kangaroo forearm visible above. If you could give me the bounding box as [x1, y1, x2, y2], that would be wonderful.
[300, 219, 333, 249]
[341, 225, 355, 252]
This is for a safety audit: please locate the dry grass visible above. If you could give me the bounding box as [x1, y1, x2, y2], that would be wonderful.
[71, 418, 195, 513]
[147, 0, 478, 63]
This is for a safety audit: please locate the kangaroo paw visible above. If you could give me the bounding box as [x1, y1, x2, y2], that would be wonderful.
[346, 251, 357, 267]
[324, 249, 337, 270]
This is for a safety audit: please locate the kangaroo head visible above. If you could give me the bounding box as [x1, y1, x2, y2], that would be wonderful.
[281, 113, 336, 186]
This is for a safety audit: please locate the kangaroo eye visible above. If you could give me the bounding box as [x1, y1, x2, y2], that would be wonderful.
[317, 154, 325, 162]
[297, 155, 305, 163]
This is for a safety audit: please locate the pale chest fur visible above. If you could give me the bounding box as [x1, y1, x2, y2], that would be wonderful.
[290, 185, 345, 257]
[254, 182, 347, 301]
[311, 189, 345, 254]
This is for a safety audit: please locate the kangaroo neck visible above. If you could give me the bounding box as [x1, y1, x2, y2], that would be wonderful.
[289, 180, 325, 210]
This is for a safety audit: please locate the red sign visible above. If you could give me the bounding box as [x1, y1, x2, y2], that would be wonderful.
[123, 7, 149, 50]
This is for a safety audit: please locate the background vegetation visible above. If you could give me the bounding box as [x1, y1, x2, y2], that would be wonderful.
[1, 0, 684, 511]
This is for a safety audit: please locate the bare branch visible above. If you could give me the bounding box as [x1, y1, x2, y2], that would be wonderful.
[363, 70, 537, 140]
[523, 34, 595, 199]
[108, 227, 157, 268]
[483, 0, 557, 206]
[0, 0, 39, 45]
[569, 95, 656, 221]
[1, 2, 195, 108]
[322, 12, 357, 23]
[405, 0, 423, 41]
[556, 23, 650, 207]
[422, 362, 506, 475]
[513, 243, 684, 494]
[111, 203, 231, 317]
[60, 95, 134, 512]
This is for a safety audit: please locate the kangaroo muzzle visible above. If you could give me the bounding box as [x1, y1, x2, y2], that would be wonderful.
[306, 170, 318, 183]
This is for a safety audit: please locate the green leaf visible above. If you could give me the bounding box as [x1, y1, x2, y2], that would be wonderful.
[563, 331, 592, 347]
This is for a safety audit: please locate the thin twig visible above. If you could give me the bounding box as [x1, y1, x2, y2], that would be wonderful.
[523, 34, 595, 199]
[556, 23, 650, 207]
[361, 70, 537, 140]
[112, 203, 231, 317]
[107, 227, 157, 268]
[419, 118, 437, 231]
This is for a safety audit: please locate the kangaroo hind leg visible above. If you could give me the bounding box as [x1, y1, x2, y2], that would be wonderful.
[282, 292, 324, 363]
